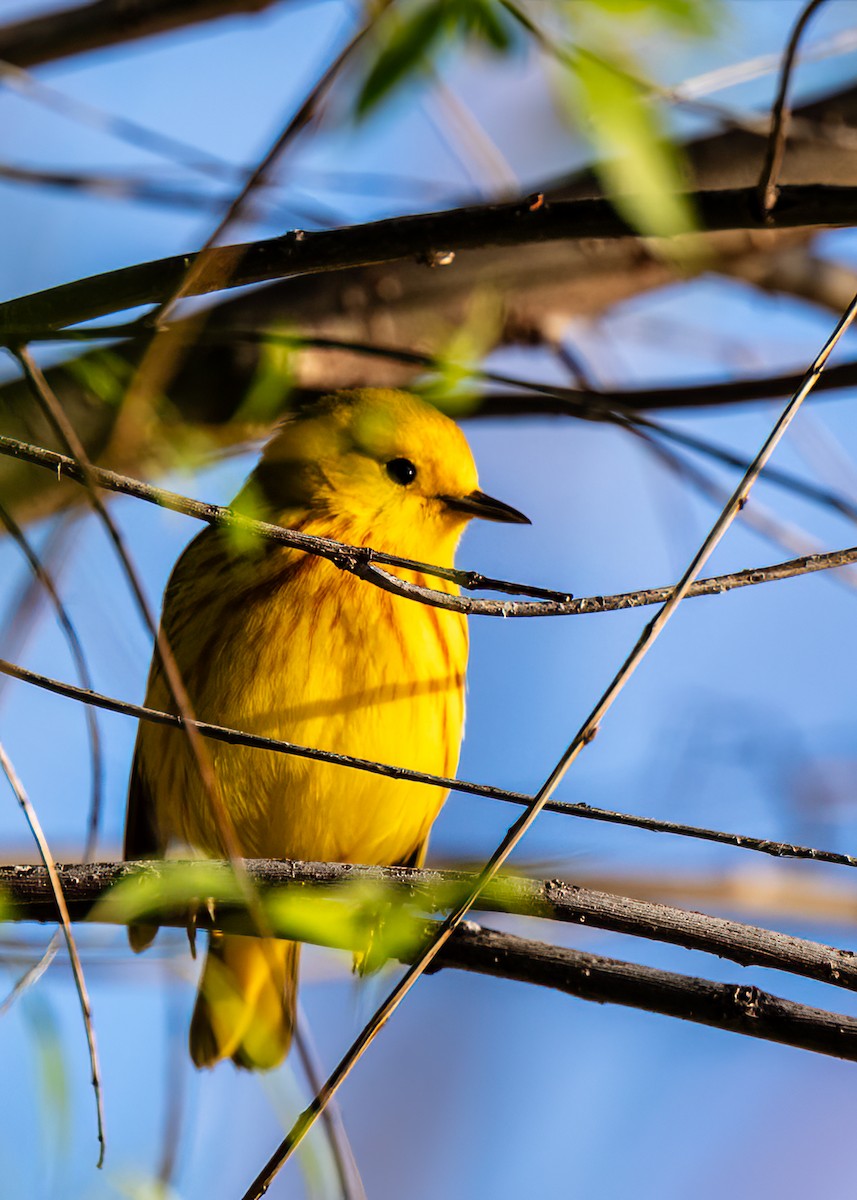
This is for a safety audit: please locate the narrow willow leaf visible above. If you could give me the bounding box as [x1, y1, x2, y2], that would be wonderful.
[356, 1, 452, 117]
[93, 863, 243, 927]
[573, 52, 696, 239]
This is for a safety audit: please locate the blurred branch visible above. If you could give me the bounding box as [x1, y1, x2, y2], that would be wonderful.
[757, 0, 828, 216]
[0, 0, 284, 68]
[8, 860, 857, 1065]
[0, 501, 102, 858]
[3, 185, 857, 337]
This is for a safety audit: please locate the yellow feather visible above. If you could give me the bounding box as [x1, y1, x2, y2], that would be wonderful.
[124, 388, 527, 1069]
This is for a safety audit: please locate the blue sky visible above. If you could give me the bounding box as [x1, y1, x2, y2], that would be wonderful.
[2, 1, 857, 1196]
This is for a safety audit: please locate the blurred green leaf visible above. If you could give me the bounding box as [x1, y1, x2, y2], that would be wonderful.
[64, 349, 133, 409]
[22, 992, 70, 1162]
[456, 0, 514, 50]
[571, 51, 696, 240]
[583, 0, 717, 35]
[418, 290, 503, 416]
[237, 330, 298, 425]
[93, 863, 243, 928]
[357, 0, 516, 117]
[111, 1172, 183, 1200]
[265, 880, 429, 969]
[357, 1, 451, 117]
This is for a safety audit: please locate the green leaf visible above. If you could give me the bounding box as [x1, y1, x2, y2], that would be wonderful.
[64, 348, 133, 408]
[93, 863, 244, 928]
[356, 1, 453, 117]
[571, 51, 696, 240]
[22, 993, 71, 1161]
[237, 330, 298, 425]
[265, 881, 429, 969]
[583, 0, 718, 35]
[417, 289, 503, 416]
[454, 0, 514, 50]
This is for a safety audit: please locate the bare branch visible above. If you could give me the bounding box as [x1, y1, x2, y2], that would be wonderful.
[0, 748, 105, 1166]
[9, 860, 857, 1068]
[4, 432, 857, 619]
[5, 655, 857, 872]
[2, 185, 857, 338]
[758, 0, 829, 216]
[0, 0, 284, 68]
[10, 858, 857, 996]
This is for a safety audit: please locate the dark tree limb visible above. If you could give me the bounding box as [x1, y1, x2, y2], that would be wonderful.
[8, 859, 857, 1065]
[7, 859, 857, 994]
[2, 185, 857, 338]
[0, 0, 284, 68]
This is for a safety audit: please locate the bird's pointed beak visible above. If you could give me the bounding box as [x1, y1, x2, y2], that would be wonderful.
[440, 489, 531, 525]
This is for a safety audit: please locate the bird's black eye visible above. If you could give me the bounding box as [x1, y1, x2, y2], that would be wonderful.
[386, 457, 417, 486]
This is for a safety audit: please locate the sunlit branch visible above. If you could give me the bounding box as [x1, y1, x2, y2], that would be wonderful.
[8, 859, 857, 996]
[757, 0, 829, 216]
[8, 860, 857, 1068]
[4, 432, 857, 618]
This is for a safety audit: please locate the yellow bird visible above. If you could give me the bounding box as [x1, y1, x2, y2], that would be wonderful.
[124, 388, 528, 1069]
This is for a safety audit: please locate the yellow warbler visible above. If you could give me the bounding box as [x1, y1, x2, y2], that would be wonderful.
[124, 388, 528, 1069]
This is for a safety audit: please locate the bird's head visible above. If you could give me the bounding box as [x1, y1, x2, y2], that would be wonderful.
[236, 388, 529, 562]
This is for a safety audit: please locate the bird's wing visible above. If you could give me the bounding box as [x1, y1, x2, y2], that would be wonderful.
[123, 747, 163, 861]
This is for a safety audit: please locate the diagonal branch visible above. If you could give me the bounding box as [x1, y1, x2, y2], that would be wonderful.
[3, 432, 857, 618]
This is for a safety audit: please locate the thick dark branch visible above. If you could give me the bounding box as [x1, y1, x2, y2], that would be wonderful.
[9, 859, 857, 1063]
[445, 926, 857, 1064]
[1, 185, 855, 337]
[8, 859, 857, 993]
[0, 0, 283, 68]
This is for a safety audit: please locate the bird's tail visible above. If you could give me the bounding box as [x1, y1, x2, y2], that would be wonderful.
[190, 934, 299, 1070]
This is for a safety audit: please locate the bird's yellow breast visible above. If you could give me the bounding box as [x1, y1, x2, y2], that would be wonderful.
[137, 527, 467, 868]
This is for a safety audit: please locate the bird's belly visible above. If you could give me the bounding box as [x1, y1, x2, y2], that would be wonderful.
[162, 571, 467, 866]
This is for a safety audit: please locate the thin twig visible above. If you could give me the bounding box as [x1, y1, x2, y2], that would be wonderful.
[241, 289, 857, 1196]
[5, 431, 857, 616]
[4, 654, 857, 871]
[0, 932, 59, 1017]
[0, 430, 569, 606]
[293, 1012, 367, 1200]
[0, 745, 105, 1166]
[0, 500, 103, 858]
[757, 0, 829, 217]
